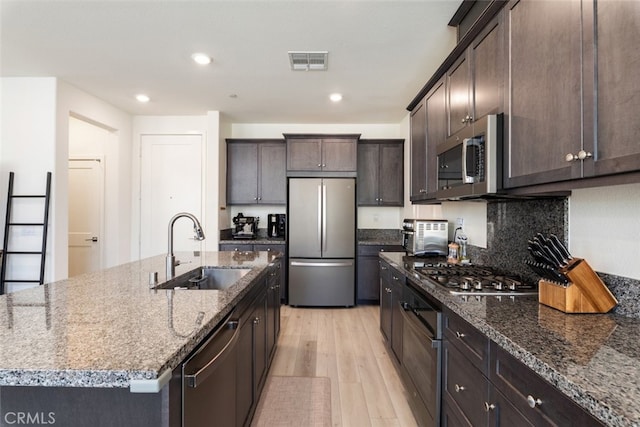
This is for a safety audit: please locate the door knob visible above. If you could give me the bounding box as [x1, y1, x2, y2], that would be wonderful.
[85, 237, 98, 242]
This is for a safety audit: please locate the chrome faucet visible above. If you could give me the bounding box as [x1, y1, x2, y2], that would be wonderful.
[166, 212, 205, 280]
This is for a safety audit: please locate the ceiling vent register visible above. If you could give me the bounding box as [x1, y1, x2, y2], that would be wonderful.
[288, 51, 328, 71]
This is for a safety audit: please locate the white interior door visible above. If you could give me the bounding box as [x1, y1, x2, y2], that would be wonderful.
[140, 134, 203, 259]
[68, 159, 104, 277]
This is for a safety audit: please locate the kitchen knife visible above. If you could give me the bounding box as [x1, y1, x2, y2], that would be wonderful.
[549, 234, 572, 261]
[528, 245, 557, 268]
[533, 234, 566, 268]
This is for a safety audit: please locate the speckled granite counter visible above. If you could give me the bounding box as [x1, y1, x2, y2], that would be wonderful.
[381, 252, 640, 427]
[0, 251, 278, 389]
[219, 237, 286, 245]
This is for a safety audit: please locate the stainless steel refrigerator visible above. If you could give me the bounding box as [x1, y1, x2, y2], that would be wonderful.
[288, 178, 355, 306]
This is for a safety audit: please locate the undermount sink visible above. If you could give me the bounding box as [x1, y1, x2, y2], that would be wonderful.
[156, 267, 252, 290]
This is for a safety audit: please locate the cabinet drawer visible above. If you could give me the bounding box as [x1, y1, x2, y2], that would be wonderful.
[443, 308, 490, 374]
[252, 244, 285, 254]
[490, 344, 604, 427]
[443, 340, 489, 426]
[219, 244, 254, 252]
[357, 244, 404, 256]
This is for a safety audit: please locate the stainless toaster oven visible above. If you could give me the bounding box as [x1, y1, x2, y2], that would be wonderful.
[402, 219, 448, 256]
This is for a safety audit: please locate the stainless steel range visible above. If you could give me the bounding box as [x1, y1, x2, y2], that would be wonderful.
[413, 262, 537, 296]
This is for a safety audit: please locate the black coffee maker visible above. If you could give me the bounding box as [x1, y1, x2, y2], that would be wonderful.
[267, 214, 286, 238]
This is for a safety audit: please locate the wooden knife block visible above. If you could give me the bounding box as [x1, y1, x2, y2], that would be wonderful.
[538, 258, 618, 313]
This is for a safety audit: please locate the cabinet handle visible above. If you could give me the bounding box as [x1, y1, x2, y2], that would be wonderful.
[385, 287, 392, 293]
[379, 249, 385, 252]
[565, 150, 593, 162]
[393, 276, 399, 281]
[253, 317, 260, 325]
[322, 164, 326, 167]
[484, 402, 496, 412]
[419, 189, 426, 193]
[454, 384, 465, 393]
[317, 163, 322, 167]
[381, 266, 388, 270]
[526, 395, 542, 408]
[455, 331, 465, 339]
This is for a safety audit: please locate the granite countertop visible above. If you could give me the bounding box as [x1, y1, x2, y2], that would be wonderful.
[219, 236, 286, 245]
[357, 237, 403, 246]
[0, 251, 279, 389]
[380, 252, 640, 427]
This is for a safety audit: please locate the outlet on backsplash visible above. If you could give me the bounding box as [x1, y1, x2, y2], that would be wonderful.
[456, 217, 464, 228]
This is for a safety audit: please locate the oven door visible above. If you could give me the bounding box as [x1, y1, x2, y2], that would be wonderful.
[401, 299, 442, 425]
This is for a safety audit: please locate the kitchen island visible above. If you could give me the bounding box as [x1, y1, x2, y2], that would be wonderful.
[381, 252, 640, 427]
[0, 251, 280, 426]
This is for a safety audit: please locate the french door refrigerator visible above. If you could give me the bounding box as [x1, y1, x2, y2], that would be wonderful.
[288, 178, 355, 306]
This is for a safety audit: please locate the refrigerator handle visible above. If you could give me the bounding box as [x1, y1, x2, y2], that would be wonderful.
[322, 184, 327, 252]
[317, 184, 322, 249]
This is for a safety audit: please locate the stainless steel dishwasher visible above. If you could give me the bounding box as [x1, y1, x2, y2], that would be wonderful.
[182, 311, 240, 427]
[401, 280, 442, 426]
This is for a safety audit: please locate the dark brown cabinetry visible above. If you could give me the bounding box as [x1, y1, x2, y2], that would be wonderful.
[503, 0, 584, 188]
[226, 139, 286, 204]
[357, 245, 404, 303]
[410, 78, 445, 201]
[379, 260, 404, 363]
[447, 14, 504, 138]
[588, 0, 640, 177]
[357, 140, 404, 206]
[442, 308, 604, 427]
[285, 134, 359, 173]
[266, 260, 281, 361]
[505, 0, 640, 189]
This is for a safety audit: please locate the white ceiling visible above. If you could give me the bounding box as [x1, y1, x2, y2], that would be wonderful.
[0, 0, 460, 124]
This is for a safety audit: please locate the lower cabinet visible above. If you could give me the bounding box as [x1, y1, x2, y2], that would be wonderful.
[378, 259, 404, 363]
[357, 245, 403, 303]
[442, 308, 604, 427]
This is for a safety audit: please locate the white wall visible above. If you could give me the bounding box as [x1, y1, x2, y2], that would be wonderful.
[57, 80, 133, 272]
[0, 78, 132, 290]
[0, 78, 58, 291]
[569, 182, 640, 279]
[231, 122, 407, 230]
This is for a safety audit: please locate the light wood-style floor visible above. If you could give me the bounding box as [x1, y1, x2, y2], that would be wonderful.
[267, 304, 418, 427]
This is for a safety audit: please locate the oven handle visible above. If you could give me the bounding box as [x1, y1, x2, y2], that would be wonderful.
[400, 302, 439, 347]
[184, 314, 240, 388]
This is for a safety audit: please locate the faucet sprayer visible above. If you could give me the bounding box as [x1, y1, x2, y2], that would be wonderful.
[166, 212, 205, 280]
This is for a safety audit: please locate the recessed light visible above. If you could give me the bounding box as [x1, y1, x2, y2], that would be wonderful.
[136, 94, 150, 103]
[329, 93, 343, 102]
[191, 53, 212, 65]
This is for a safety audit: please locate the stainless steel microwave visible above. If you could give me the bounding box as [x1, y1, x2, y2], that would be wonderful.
[435, 113, 503, 200]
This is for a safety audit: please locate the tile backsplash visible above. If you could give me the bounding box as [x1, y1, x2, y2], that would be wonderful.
[468, 197, 640, 317]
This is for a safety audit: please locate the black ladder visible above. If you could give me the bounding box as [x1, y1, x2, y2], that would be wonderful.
[0, 171, 52, 295]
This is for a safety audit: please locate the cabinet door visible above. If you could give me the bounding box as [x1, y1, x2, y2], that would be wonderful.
[425, 79, 446, 196]
[266, 264, 280, 361]
[236, 316, 254, 427]
[390, 271, 404, 363]
[227, 142, 258, 204]
[379, 261, 392, 342]
[443, 340, 489, 426]
[471, 14, 503, 121]
[357, 143, 380, 205]
[258, 143, 286, 204]
[504, 0, 583, 188]
[322, 138, 357, 171]
[589, 0, 640, 177]
[357, 255, 381, 302]
[410, 100, 428, 200]
[287, 138, 322, 171]
[252, 293, 268, 397]
[447, 53, 471, 137]
[379, 143, 404, 206]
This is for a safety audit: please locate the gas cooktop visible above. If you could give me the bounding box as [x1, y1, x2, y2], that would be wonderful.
[412, 262, 537, 296]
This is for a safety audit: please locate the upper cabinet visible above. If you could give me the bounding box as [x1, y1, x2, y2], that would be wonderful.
[447, 14, 504, 137]
[358, 139, 404, 206]
[588, 0, 640, 177]
[503, 0, 584, 188]
[408, 0, 640, 200]
[504, 0, 640, 189]
[285, 134, 359, 174]
[226, 139, 286, 205]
